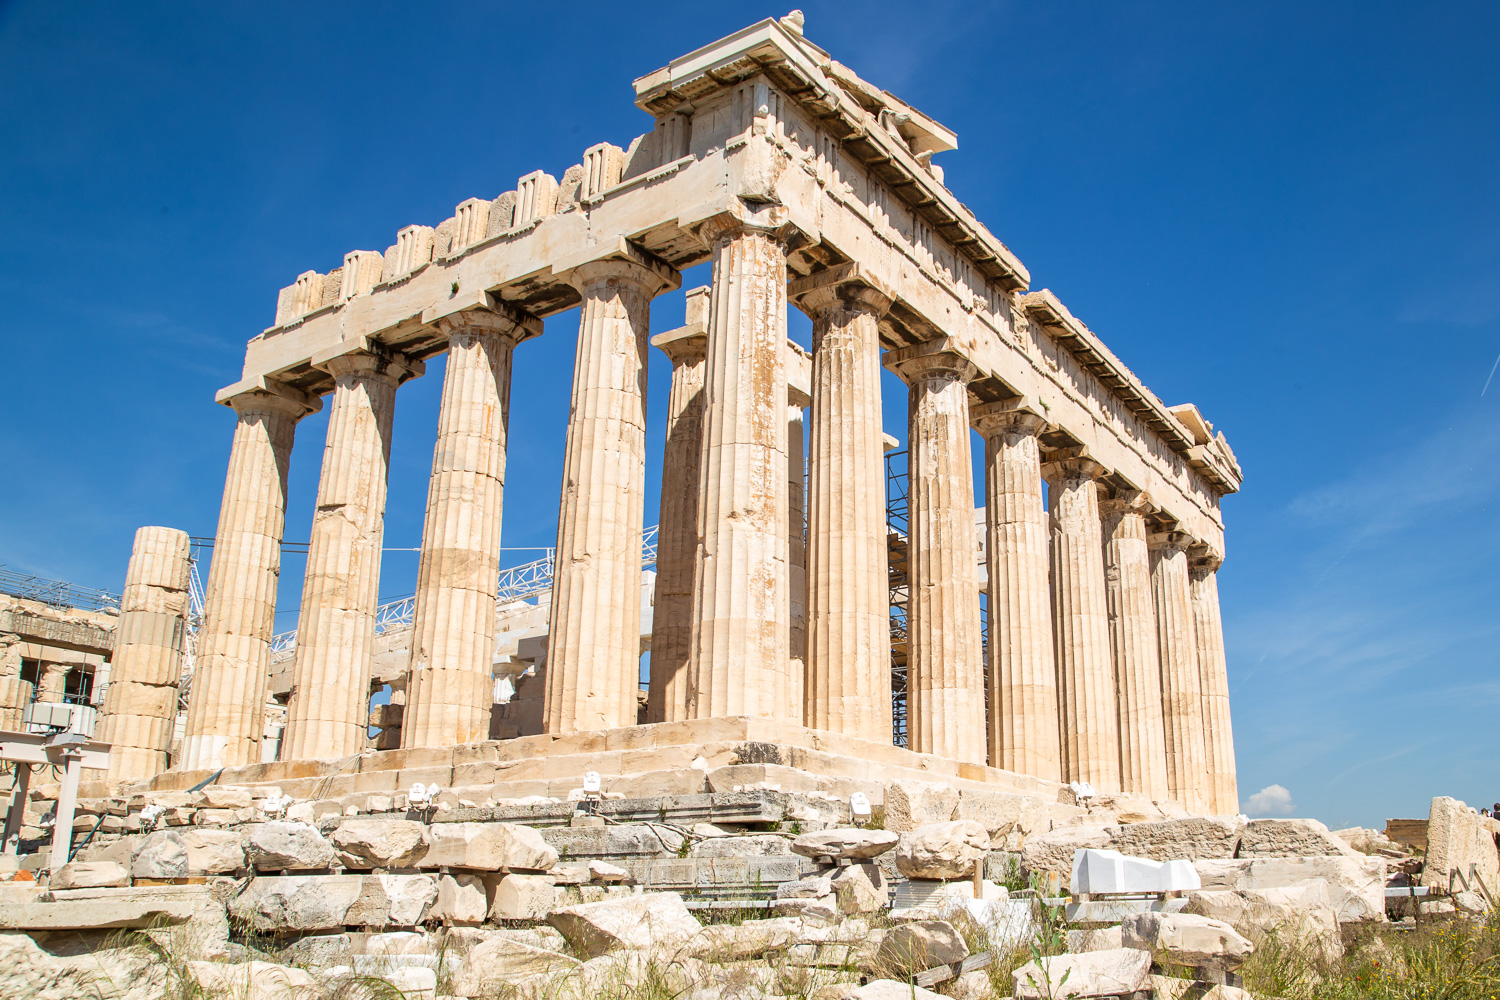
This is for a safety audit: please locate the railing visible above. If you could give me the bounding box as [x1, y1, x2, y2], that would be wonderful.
[0, 567, 120, 613]
[268, 527, 661, 663]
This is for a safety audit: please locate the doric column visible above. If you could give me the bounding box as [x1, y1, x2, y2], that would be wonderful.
[1191, 548, 1238, 814]
[886, 346, 984, 764]
[645, 297, 709, 725]
[972, 403, 1060, 781]
[787, 391, 808, 711]
[687, 209, 796, 721]
[96, 526, 191, 781]
[402, 304, 539, 749]
[182, 383, 319, 770]
[544, 253, 678, 734]
[1151, 530, 1209, 812]
[283, 349, 419, 761]
[791, 269, 894, 743]
[1043, 455, 1121, 792]
[1100, 491, 1171, 800]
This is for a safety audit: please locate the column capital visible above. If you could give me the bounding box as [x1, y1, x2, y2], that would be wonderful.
[215, 376, 322, 419]
[1149, 529, 1197, 554]
[433, 298, 543, 345]
[788, 263, 894, 320]
[971, 398, 1047, 438]
[692, 201, 807, 252]
[1041, 448, 1107, 484]
[1190, 543, 1225, 572]
[650, 326, 707, 366]
[883, 343, 977, 386]
[312, 344, 424, 386]
[1099, 489, 1155, 519]
[564, 251, 680, 299]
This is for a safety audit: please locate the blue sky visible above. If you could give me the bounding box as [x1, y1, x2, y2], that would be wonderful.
[2, 1, 1496, 828]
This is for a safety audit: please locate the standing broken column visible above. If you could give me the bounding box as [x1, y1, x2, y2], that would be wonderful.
[687, 209, 794, 721]
[646, 291, 709, 725]
[545, 253, 678, 734]
[283, 349, 420, 761]
[1191, 548, 1238, 814]
[972, 402, 1061, 781]
[886, 346, 985, 764]
[1044, 455, 1122, 792]
[96, 526, 192, 781]
[792, 268, 894, 743]
[182, 383, 319, 770]
[402, 304, 539, 749]
[1100, 491, 1171, 800]
[1151, 530, 1209, 812]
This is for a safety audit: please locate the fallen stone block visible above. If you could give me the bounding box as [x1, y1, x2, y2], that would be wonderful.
[849, 980, 947, 1000]
[244, 822, 335, 871]
[0, 897, 201, 930]
[791, 828, 899, 860]
[1193, 856, 1387, 923]
[423, 821, 558, 871]
[451, 935, 583, 997]
[547, 891, 702, 957]
[433, 873, 488, 926]
[50, 861, 130, 889]
[489, 873, 559, 921]
[1183, 882, 1342, 960]
[688, 916, 801, 960]
[331, 818, 429, 869]
[1421, 796, 1500, 892]
[1012, 947, 1152, 999]
[774, 895, 840, 920]
[187, 960, 314, 999]
[132, 831, 189, 879]
[832, 862, 889, 914]
[230, 873, 438, 931]
[690, 834, 794, 858]
[1237, 818, 1359, 858]
[875, 919, 967, 975]
[955, 789, 1055, 850]
[197, 786, 254, 809]
[1068, 926, 1124, 952]
[777, 873, 833, 899]
[884, 780, 959, 832]
[1121, 911, 1253, 967]
[896, 820, 989, 879]
[1107, 817, 1245, 862]
[1150, 974, 1255, 1000]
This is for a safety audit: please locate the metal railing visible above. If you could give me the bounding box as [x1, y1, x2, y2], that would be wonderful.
[267, 527, 661, 663]
[0, 567, 120, 613]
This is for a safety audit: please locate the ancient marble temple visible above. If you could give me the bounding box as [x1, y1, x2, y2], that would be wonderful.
[102, 14, 1242, 815]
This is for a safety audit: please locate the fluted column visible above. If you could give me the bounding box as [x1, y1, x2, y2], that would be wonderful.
[182, 384, 318, 770]
[687, 210, 794, 721]
[545, 255, 678, 733]
[787, 395, 808, 712]
[973, 404, 1060, 780]
[792, 272, 893, 743]
[283, 350, 418, 761]
[1101, 492, 1171, 799]
[1151, 530, 1208, 812]
[646, 308, 708, 725]
[1044, 456, 1121, 791]
[1191, 549, 1238, 814]
[402, 306, 538, 749]
[886, 347, 984, 764]
[97, 526, 191, 781]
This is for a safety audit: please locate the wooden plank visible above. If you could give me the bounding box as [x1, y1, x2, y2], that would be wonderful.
[914, 951, 991, 988]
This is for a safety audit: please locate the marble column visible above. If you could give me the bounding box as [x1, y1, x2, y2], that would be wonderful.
[1151, 530, 1209, 812]
[973, 403, 1060, 780]
[1191, 549, 1238, 814]
[646, 307, 708, 726]
[687, 210, 794, 721]
[1100, 492, 1171, 800]
[886, 347, 984, 764]
[1044, 456, 1121, 792]
[545, 255, 678, 734]
[182, 384, 319, 770]
[793, 273, 893, 743]
[96, 526, 192, 781]
[283, 349, 418, 761]
[402, 306, 537, 749]
[787, 394, 808, 713]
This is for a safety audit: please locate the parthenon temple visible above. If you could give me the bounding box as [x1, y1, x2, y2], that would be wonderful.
[92, 14, 1243, 816]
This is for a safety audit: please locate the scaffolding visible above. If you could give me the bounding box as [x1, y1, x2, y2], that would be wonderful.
[0, 567, 120, 614]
